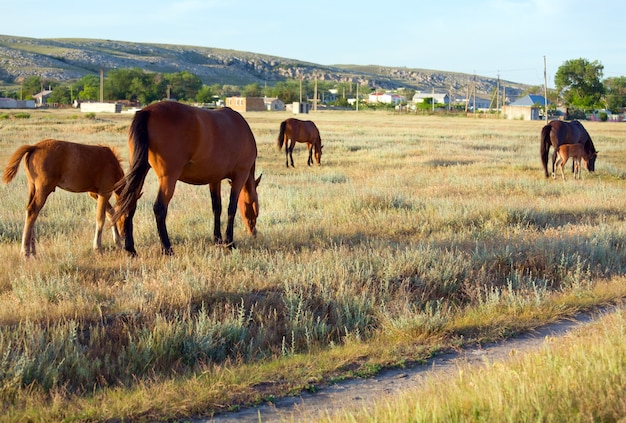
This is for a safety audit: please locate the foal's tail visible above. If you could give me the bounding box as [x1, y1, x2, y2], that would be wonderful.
[2, 144, 36, 184]
[540, 123, 552, 178]
[277, 120, 286, 150]
[112, 109, 151, 222]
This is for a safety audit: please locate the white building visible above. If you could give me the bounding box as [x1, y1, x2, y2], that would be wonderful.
[413, 92, 450, 105]
[368, 92, 405, 105]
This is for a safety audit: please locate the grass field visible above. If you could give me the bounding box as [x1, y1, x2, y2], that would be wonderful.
[0, 108, 625, 421]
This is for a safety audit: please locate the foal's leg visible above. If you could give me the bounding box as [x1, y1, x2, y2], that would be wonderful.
[559, 157, 568, 181]
[22, 183, 52, 257]
[90, 192, 122, 248]
[93, 193, 109, 253]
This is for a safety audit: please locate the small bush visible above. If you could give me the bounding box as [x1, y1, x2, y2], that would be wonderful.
[84, 112, 96, 120]
[13, 112, 30, 119]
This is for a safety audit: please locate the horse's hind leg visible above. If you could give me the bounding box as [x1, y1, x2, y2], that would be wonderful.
[210, 182, 223, 244]
[288, 139, 295, 167]
[154, 176, 177, 255]
[22, 184, 50, 257]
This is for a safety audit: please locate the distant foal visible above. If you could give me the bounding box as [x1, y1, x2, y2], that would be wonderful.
[2, 139, 125, 257]
[554, 143, 589, 181]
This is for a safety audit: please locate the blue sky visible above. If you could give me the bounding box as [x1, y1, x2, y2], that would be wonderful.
[3, 0, 624, 87]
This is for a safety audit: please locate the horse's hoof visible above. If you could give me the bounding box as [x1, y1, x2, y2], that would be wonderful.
[163, 248, 175, 256]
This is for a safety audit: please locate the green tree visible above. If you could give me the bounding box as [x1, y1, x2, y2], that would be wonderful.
[21, 75, 42, 98]
[196, 85, 216, 103]
[604, 76, 626, 113]
[555, 58, 604, 109]
[164, 71, 202, 101]
[242, 83, 262, 97]
[73, 75, 100, 101]
[48, 85, 71, 105]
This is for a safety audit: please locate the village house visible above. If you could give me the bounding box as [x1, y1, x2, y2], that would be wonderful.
[264, 97, 285, 111]
[413, 92, 450, 105]
[225, 97, 266, 112]
[502, 94, 549, 120]
[368, 92, 405, 105]
[32, 89, 53, 107]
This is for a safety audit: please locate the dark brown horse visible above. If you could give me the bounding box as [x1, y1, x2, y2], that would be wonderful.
[540, 120, 597, 178]
[113, 101, 261, 256]
[277, 118, 323, 167]
[2, 139, 125, 257]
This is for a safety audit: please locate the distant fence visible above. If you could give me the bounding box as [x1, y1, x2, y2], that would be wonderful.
[80, 102, 123, 113]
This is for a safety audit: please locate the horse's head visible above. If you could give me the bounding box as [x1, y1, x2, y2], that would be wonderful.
[238, 173, 262, 236]
[314, 142, 323, 165]
[586, 150, 598, 172]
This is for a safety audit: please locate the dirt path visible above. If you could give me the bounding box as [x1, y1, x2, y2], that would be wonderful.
[201, 307, 613, 422]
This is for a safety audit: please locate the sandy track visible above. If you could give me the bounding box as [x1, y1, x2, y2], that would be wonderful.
[201, 307, 613, 422]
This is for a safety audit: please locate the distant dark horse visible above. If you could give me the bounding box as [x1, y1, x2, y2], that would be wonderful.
[113, 102, 261, 256]
[540, 120, 597, 178]
[277, 118, 323, 167]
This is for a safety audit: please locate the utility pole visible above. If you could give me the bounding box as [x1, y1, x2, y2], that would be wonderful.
[99, 68, 104, 103]
[543, 56, 548, 123]
[313, 75, 318, 112]
[496, 72, 500, 110]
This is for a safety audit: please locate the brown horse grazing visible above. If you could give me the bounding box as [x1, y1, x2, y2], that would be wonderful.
[113, 101, 261, 256]
[555, 144, 589, 181]
[540, 120, 598, 178]
[2, 139, 125, 257]
[277, 118, 323, 167]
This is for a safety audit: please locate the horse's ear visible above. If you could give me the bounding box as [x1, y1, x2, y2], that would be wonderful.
[255, 174, 262, 187]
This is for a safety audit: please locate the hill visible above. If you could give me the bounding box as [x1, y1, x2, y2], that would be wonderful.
[0, 34, 529, 98]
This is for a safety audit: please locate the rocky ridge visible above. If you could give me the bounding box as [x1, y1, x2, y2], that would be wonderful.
[0, 34, 528, 97]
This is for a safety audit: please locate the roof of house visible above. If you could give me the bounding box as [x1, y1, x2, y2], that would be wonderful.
[32, 90, 53, 99]
[509, 94, 549, 107]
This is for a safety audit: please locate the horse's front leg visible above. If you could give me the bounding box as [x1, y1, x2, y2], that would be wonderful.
[307, 143, 313, 166]
[210, 183, 223, 244]
[224, 181, 244, 249]
[153, 177, 177, 255]
[92, 193, 109, 253]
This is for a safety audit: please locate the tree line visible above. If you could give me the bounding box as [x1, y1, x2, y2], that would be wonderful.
[0, 68, 367, 108]
[1, 58, 624, 113]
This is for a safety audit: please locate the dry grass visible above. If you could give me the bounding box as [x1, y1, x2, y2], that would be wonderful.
[0, 108, 625, 421]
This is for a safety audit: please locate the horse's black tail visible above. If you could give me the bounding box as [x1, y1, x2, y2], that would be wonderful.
[112, 109, 151, 222]
[277, 120, 286, 150]
[540, 123, 551, 177]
